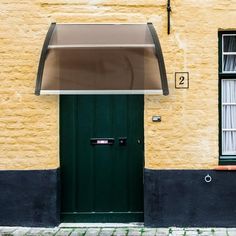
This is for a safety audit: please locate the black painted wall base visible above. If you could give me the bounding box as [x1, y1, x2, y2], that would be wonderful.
[0, 169, 60, 227]
[3, 167, 236, 227]
[144, 169, 236, 227]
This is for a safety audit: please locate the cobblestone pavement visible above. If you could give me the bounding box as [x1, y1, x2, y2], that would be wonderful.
[0, 227, 236, 236]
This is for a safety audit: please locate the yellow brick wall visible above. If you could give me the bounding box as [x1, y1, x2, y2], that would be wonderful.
[0, 0, 235, 170]
[145, 0, 236, 169]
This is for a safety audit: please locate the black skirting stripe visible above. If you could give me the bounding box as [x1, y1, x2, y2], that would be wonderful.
[0, 169, 60, 227]
[144, 168, 236, 227]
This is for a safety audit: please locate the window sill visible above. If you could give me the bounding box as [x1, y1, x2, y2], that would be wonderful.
[215, 165, 236, 171]
[219, 157, 236, 166]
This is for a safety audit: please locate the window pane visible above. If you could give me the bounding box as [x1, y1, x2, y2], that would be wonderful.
[222, 79, 236, 103]
[222, 80, 236, 154]
[223, 35, 236, 52]
[223, 55, 236, 72]
[222, 106, 236, 129]
[222, 131, 236, 155]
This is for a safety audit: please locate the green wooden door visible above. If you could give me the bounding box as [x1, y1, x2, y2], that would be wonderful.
[60, 95, 144, 223]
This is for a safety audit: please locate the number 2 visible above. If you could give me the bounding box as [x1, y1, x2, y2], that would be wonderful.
[179, 76, 185, 85]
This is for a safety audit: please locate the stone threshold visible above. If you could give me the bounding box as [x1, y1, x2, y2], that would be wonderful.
[59, 222, 144, 228]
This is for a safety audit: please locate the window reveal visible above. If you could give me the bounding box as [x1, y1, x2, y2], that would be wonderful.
[219, 32, 236, 163]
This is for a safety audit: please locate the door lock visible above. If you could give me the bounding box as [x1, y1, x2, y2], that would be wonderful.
[119, 137, 127, 146]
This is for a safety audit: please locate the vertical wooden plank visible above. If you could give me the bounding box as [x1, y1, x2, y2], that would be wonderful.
[60, 95, 77, 212]
[93, 95, 113, 211]
[127, 95, 144, 212]
[76, 95, 95, 212]
[112, 95, 128, 211]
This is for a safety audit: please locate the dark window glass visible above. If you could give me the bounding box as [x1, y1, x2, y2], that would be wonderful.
[223, 55, 236, 72]
[224, 36, 236, 52]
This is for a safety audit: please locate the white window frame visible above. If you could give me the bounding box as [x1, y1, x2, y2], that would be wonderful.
[222, 34, 236, 73]
[221, 79, 236, 157]
[220, 32, 236, 161]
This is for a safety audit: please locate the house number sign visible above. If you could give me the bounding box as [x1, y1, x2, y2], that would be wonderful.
[175, 72, 189, 89]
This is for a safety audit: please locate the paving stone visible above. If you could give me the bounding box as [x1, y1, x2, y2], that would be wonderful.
[0, 233, 16, 236]
[170, 231, 186, 236]
[113, 228, 129, 236]
[70, 228, 87, 236]
[182, 229, 200, 236]
[55, 228, 73, 236]
[200, 233, 214, 236]
[125, 228, 142, 236]
[210, 228, 227, 236]
[99, 228, 115, 236]
[0, 227, 17, 236]
[84, 228, 101, 236]
[172, 229, 210, 236]
[199, 230, 215, 236]
[183, 229, 214, 236]
[155, 233, 168, 236]
[225, 229, 236, 236]
[155, 228, 169, 236]
[212, 230, 228, 236]
[179, 232, 196, 236]
[25, 227, 47, 235]
[141, 228, 157, 236]
[39, 228, 60, 236]
[11, 228, 31, 236]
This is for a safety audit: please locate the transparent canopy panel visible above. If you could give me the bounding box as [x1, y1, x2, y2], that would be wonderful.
[35, 23, 169, 95]
[49, 24, 154, 47]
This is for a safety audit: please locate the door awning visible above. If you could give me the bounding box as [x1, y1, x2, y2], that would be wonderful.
[35, 23, 169, 95]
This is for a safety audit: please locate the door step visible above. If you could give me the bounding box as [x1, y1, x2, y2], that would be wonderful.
[59, 223, 144, 228]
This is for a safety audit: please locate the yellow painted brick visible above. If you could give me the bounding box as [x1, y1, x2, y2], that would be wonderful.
[0, 0, 235, 170]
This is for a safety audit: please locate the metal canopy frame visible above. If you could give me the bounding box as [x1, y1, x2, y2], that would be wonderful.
[35, 23, 56, 95]
[147, 23, 169, 95]
[35, 22, 169, 96]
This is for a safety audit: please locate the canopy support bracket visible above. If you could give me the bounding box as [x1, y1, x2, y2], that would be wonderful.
[147, 23, 169, 95]
[35, 23, 56, 95]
